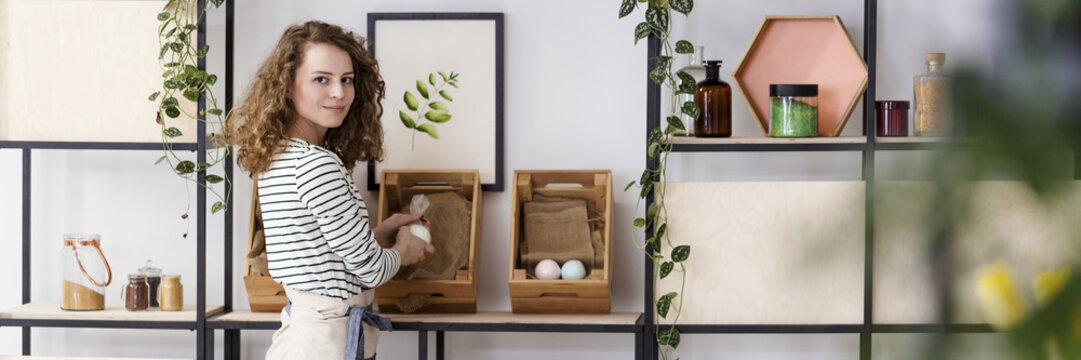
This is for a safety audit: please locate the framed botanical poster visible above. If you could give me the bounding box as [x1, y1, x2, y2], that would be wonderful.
[367, 13, 505, 192]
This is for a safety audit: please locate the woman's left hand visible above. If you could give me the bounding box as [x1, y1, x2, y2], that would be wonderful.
[373, 213, 425, 248]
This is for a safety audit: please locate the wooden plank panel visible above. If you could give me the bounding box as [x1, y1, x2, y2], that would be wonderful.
[0, 303, 223, 322]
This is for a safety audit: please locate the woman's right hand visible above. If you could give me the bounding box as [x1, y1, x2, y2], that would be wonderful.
[392, 225, 435, 266]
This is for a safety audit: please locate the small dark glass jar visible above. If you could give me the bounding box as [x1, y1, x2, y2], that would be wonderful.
[124, 274, 149, 311]
[875, 101, 910, 137]
[693, 60, 732, 137]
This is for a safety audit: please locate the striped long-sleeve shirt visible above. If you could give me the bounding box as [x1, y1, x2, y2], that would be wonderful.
[257, 138, 401, 300]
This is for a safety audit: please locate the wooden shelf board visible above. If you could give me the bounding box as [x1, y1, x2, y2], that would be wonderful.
[0, 303, 224, 322]
[211, 310, 642, 326]
[666, 136, 867, 145]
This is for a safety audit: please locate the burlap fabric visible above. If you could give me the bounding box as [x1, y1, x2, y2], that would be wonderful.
[248, 188, 271, 277]
[393, 192, 472, 281]
[520, 194, 604, 274]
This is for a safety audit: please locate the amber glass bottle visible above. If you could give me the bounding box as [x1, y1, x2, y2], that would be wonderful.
[694, 60, 732, 137]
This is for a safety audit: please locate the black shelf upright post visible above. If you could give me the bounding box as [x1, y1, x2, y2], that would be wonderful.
[643, 34, 660, 360]
[223, 0, 239, 358]
[21, 149, 31, 355]
[196, 0, 209, 358]
[861, 0, 878, 359]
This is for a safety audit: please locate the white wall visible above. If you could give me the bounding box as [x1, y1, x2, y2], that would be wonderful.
[1, 0, 1011, 359]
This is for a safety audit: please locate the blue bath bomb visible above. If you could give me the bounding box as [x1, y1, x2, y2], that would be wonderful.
[560, 260, 587, 280]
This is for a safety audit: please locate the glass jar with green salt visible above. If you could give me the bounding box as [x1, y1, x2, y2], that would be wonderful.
[769, 84, 818, 137]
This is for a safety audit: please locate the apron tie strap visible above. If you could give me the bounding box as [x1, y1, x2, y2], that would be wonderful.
[345, 305, 392, 360]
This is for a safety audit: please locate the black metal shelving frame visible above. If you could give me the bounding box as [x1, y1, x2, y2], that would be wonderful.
[0, 1, 234, 359]
[642, 1, 1080, 359]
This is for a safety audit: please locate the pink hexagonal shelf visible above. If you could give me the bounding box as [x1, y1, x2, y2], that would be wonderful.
[732, 16, 868, 137]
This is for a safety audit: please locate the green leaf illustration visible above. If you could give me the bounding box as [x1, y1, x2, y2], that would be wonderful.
[438, 90, 453, 101]
[399, 111, 416, 129]
[404, 91, 419, 111]
[417, 124, 439, 139]
[424, 110, 452, 123]
[429, 73, 436, 85]
[429, 101, 448, 111]
[416, 80, 429, 99]
[448, 82, 459, 89]
[438, 71, 448, 81]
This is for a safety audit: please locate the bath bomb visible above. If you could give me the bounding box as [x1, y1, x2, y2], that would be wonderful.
[409, 223, 431, 244]
[534, 259, 561, 280]
[560, 260, 587, 280]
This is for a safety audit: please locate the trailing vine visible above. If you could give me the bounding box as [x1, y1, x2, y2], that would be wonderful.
[619, 0, 696, 358]
[148, 0, 231, 235]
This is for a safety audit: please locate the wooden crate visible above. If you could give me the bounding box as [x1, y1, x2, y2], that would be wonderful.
[243, 181, 287, 312]
[375, 170, 482, 313]
[509, 170, 612, 314]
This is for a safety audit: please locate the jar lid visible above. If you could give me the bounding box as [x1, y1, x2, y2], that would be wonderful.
[138, 260, 162, 277]
[704, 60, 723, 68]
[128, 273, 146, 281]
[163, 274, 181, 281]
[875, 100, 910, 109]
[770, 84, 818, 97]
[925, 52, 946, 63]
[63, 234, 101, 246]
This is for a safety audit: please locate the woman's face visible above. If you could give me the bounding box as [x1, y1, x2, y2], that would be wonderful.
[289, 42, 355, 132]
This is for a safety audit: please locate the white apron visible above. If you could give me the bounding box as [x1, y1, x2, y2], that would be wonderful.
[265, 287, 387, 360]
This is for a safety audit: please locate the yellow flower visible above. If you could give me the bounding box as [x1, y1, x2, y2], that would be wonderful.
[1032, 267, 1070, 305]
[975, 261, 1029, 331]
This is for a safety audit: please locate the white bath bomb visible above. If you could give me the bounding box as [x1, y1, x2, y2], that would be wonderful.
[409, 223, 431, 244]
[560, 260, 587, 280]
[534, 259, 561, 280]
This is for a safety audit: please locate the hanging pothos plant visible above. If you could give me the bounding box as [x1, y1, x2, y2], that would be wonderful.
[148, 0, 231, 237]
[619, 0, 696, 358]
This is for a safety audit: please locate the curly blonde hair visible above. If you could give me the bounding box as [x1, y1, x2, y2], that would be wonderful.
[228, 21, 385, 175]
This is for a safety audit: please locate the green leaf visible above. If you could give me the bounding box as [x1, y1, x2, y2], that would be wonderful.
[648, 0, 668, 8]
[149, 91, 161, 102]
[640, 170, 653, 186]
[416, 80, 429, 99]
[647, 128, 663, 146]
[675, 40, 694, 54]
[424, 110, 452, 123]
[666, 115, 685, 130]
[656, 223, 667, 240]
[429, 73, 436, 86]
[670, 0, 693, 15]
[648, 142, 660, 159]
[157, 11, 171, 21]
[208, 108, 223, 116]
[175, 160, 195, 174]
[211, 201, 225, 214]
[403, 91, 419, 111]
[207, 74, 218, 86]
[197, 45, 210, 57]
[438, 90, 453, 101]
[671, 245, 690, 262]
[664, 124, 678, 135]
[164, 27, 177, 38]
[417, 124, 440, 139]
[656, 294, 672, 318]
[645, 6, 669, 30]
[429, 101, 448, 111]
[154, 155, 167, 165]
[659, 261, 674, 279]
[639, 182, 653, 199]
[646, 202, 658, 223]
[206, 174, 223, 184]
[183, 89, 200, 102]
[164, 79, 182, 89]
[164, 62, 180, 68]
[634, 22, 651, 45]
[447, 82, 459, 89]
[649, 65, 667, 86]
[159, 45, 169, 60]
[184, 24, 198, 31]
[681, 101, 700, 119]
[625, 180, 636, 192]
[165, 107, 181, 118]
[169, 42, 183, 53]
[178, 31, 188, 42]
[399, 111, 416, 129]
[210, 0, 224, 7]
[633, 218, 646, 228]
[618, 0, 636, 18]
[658, 328, 681, 348]
[438, 71, 448, 81]
[163, 127, 183, 137]
[646, 236, 657, 248]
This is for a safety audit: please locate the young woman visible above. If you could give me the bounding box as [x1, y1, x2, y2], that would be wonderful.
[228, 21, 434, 360]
